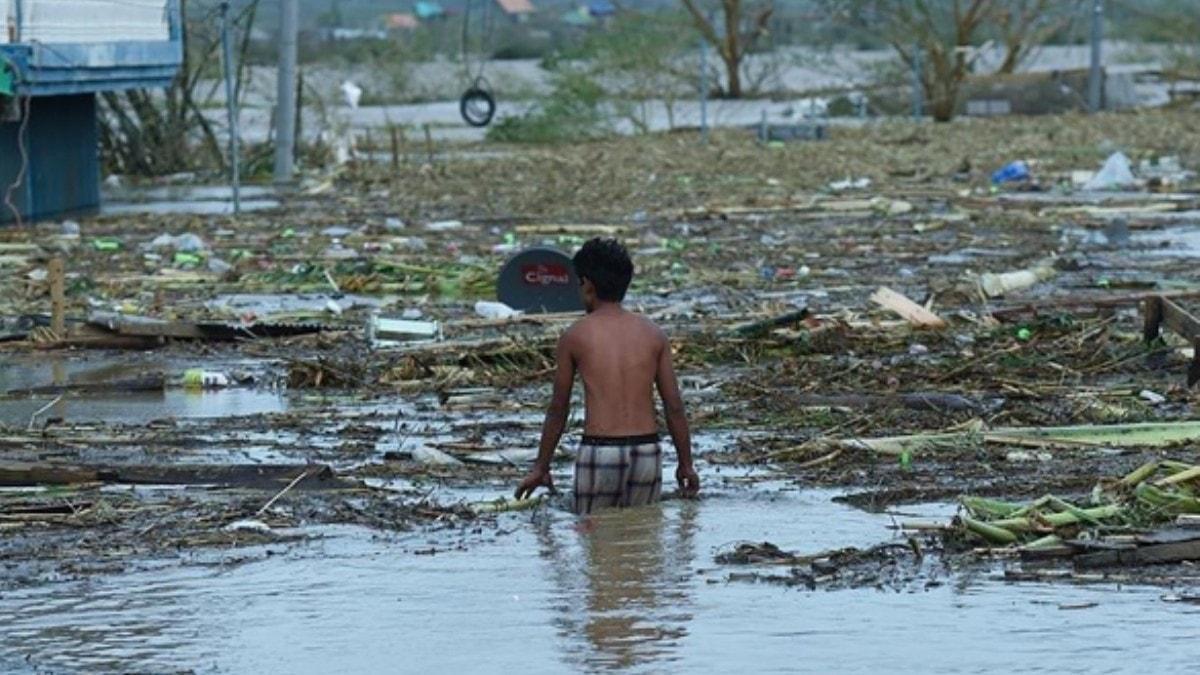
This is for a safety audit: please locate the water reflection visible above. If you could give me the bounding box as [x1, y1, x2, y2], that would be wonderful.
[537, 502, 697, 671]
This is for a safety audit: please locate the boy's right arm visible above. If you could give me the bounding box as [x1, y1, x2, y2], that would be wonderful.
[655, 331, 699, 496]
[515, 330, 576, 500]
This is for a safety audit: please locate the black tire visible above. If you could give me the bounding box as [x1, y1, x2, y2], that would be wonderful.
[460, 87, 496, 127]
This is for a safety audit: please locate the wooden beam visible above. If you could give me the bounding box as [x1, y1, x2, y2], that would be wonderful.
[1160, 297, 1200, 340]
[1142, 295, 1200, 387]
[870, 286, 946, 328]
[1143, 295, 1164, 343]
[48, 257, 65, 338]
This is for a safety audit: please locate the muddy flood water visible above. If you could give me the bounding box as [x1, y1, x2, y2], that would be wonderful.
[0, 469, 1195, 673]
[3, 345, 1199, 673]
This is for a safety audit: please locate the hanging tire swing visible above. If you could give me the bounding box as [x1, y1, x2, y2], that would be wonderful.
[460, 78, 496, 127]
[459, 0, 497, 128]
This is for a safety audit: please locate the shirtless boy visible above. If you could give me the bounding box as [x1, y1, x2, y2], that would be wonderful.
[514, 238, 700, 513]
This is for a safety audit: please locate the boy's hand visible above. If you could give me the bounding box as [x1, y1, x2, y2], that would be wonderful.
[676, 464, 700, 497]
[515, 466, 555, 500]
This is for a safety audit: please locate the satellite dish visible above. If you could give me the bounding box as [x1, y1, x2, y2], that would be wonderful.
[496, 247, 584, 313]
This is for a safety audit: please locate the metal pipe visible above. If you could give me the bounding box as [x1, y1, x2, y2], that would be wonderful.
[274, 0, 298, 183]
[1088, 0, 1104, 113]
[220, 1, 240, 214]
[13, 0, 23, 42]
[912, 42, 923, 120]
[699, 13, 709, 143]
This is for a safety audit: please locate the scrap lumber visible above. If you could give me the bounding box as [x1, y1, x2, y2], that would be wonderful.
[0, 462, 346, 489]
[729, 308, 811, 337]
[869, 287, 945, 328]
[86, 312, 323, 343]
[789, 392, 979, 412]
[6, 373, 165, 396]
[1075, 536, 1200, 569]
[1142, 295, 1200, 386]
[88, 312, 206, 339]
[48, 257, 65, 338]
[991, 290, 1200, 320]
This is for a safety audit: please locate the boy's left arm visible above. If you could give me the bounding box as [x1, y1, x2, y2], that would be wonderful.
[515, 331, 576, 499]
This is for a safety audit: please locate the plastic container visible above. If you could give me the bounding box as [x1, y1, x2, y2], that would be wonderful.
[182, 369, 230, 389]
[990, 160, 1030, 185]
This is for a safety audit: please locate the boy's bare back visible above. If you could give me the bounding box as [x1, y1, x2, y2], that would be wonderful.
[514, 237, 697, 506]
[564, 307, 667, 437]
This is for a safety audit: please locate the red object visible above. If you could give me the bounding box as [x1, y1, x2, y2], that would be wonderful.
[522, 263, 571, 286]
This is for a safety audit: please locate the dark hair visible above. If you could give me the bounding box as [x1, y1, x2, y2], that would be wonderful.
[573, 237, 633, 302]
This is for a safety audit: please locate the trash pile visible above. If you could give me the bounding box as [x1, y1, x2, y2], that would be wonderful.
[2, 108, 1200, 589]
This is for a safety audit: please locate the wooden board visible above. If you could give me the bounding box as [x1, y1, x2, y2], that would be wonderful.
[870, 286, 946, 328]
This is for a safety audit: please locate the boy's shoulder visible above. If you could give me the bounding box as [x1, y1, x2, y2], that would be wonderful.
[568, 311, 665, 339]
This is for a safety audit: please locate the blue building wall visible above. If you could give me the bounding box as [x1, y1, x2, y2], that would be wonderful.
[0, 0, 181, 224]
[0, 94, 100, 223]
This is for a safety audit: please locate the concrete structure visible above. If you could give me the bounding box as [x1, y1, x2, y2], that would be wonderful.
[495, 0, 535, 22]
[1, 0, 183, 223]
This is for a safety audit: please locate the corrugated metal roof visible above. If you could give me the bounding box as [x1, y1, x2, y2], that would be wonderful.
[495, 0, 535, 15]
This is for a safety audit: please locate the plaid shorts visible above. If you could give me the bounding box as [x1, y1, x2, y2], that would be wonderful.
[573, 434, 662, 515]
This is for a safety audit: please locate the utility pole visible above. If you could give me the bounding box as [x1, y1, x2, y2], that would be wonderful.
[220, 2, 241, 214]
[1088, 0, 1104, 113]
[274, 0, 298, 183]
[699, 12, 710, 143]
[912, 42, 923, 120]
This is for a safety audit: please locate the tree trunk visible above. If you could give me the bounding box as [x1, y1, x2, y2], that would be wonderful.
[997, 42, 1021, 74]
[723, 52, 742, 98]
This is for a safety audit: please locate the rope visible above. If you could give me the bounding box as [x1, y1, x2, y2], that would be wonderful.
[460, 0, 495, 84]
[2, 54, 30, 227]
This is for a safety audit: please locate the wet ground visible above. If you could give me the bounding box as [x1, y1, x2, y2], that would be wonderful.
[0, 353, 287, 427]
[2, 480, 1197, 673]
[4, 111, 1200, 672]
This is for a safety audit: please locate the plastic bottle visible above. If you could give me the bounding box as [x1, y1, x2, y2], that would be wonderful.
[183, 369, 230, 389]
[474, 301, 522, 320]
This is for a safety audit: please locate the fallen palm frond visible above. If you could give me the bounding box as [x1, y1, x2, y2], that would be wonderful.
[468, 496, 546, 515]
[840, 420, 1200, 457]
[949, 461, 1200, 552]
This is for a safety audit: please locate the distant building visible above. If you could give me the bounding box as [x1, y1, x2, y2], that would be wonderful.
[588, 0, 616, 18]
[562, 6, 594, 28]
[415, 1, 446, 21]
[384, 13, 420, 31]
[328, 27, 387, 41]
[495, 0, 535, 23]
[1, 0, 183, 223]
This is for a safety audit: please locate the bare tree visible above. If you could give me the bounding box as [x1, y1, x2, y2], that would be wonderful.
[993, 0, 1083, 74]
[679, 0, 774, 98]
[99, 0, 259, 175]
[829, 0, 1080, 121]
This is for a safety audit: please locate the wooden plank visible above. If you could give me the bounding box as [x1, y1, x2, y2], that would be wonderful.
[6, 374, 165, 396]
[1161, 297, 1200, 339]
[730, 308, 811, 337]
[48, 257, 65, 338]
[87, 312, 205, 339]
[992, 290, 1200, 321]
[1191, 338, 1200, 387]
[869, 286, 946, 328]
[0, 461, 346, 489]
[1076, 539, 1200, 568]
[1143, 296, 1165, 343]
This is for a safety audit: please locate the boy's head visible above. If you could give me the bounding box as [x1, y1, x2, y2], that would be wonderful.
[572, 237, 632, 310]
